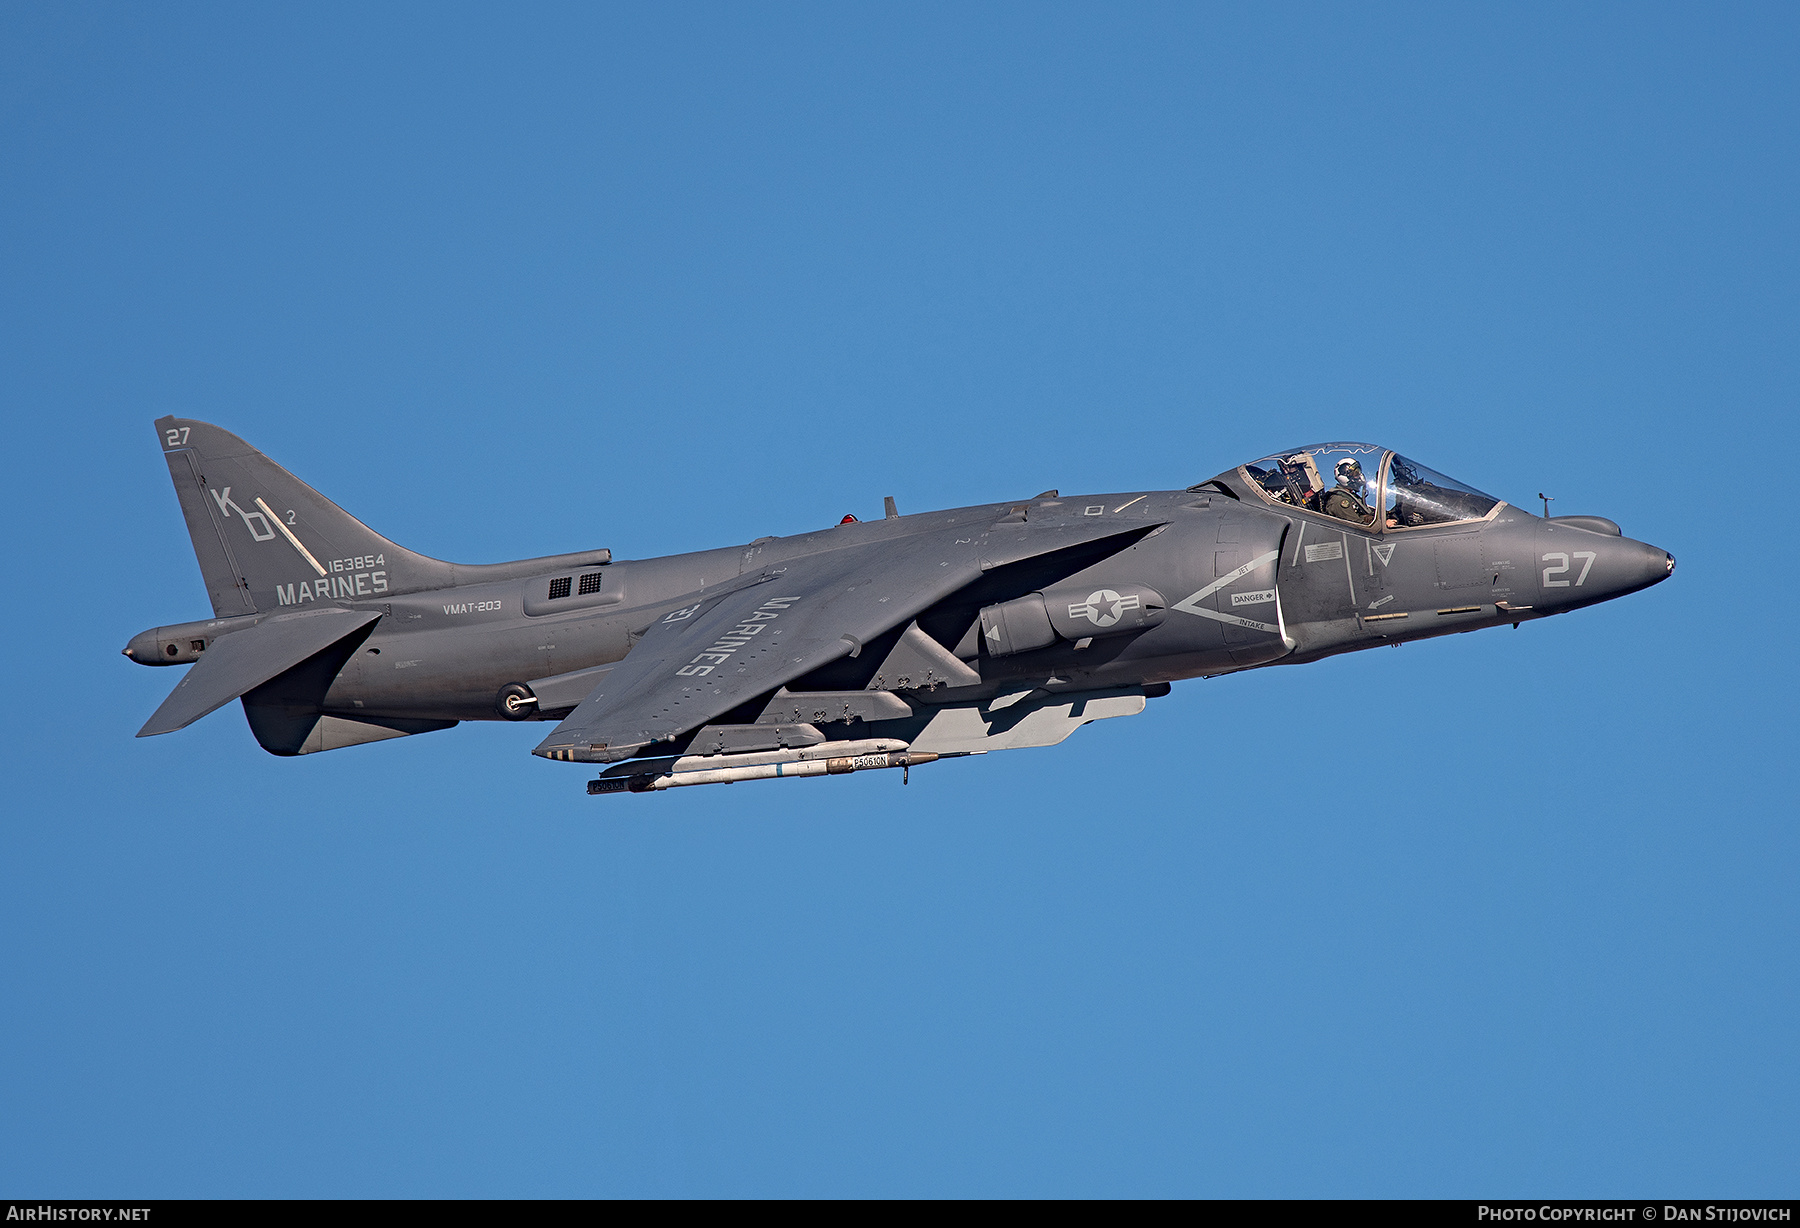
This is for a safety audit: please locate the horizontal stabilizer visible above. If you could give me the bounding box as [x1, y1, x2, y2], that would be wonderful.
[137, 607, 382, 737]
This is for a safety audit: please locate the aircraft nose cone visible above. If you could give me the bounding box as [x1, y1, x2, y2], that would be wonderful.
[1533, 520, 1673, 608]
[1634, 541, 1675, 590]
[1607, 537, 1675, 598]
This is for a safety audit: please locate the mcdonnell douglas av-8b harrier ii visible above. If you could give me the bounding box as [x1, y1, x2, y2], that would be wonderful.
[127, 421, 1672, 795]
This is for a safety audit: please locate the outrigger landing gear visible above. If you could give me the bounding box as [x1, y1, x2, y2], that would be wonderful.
[496, 683, 538, 720]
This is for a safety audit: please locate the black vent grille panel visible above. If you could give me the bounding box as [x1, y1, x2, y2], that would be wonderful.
[548, 576, 572, 600]
[578, 572, 603, 596]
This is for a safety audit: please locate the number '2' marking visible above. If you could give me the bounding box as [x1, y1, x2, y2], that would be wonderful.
[1542, 551, 1598, 587]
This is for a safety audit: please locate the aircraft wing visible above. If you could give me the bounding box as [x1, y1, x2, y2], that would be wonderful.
[533, 517, 1158, 763]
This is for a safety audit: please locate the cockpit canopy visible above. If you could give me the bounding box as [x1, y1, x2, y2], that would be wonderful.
[1221, 443, 1502, 530]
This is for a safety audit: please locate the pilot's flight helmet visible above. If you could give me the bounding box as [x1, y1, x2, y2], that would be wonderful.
[1335, 457, 1365, 490]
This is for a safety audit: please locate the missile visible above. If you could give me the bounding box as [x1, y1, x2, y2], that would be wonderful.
[587, 745, 942, 795]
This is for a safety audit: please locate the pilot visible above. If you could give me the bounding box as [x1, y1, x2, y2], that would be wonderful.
[1319, 457, 1373, 524]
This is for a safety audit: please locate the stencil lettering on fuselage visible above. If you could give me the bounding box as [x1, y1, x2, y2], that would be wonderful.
[1170, 551, 1282, 634]
[275, 572, 391, 604]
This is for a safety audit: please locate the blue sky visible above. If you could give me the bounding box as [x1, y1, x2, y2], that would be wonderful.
[2, 2, 1795, 1197]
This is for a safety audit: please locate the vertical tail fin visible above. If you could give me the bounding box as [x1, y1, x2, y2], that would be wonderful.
[156, 417, 457, 616]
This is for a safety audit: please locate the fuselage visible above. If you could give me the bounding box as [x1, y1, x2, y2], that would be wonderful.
[130, 475, 1674, 730]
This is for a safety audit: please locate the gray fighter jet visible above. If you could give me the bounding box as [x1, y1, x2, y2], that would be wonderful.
[127, 422, 1673, 794]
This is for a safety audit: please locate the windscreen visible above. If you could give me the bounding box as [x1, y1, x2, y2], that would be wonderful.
[1383, 455, 1500, 528]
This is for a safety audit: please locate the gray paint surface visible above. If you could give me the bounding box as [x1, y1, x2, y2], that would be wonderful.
[127, 419, 1675, 786]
